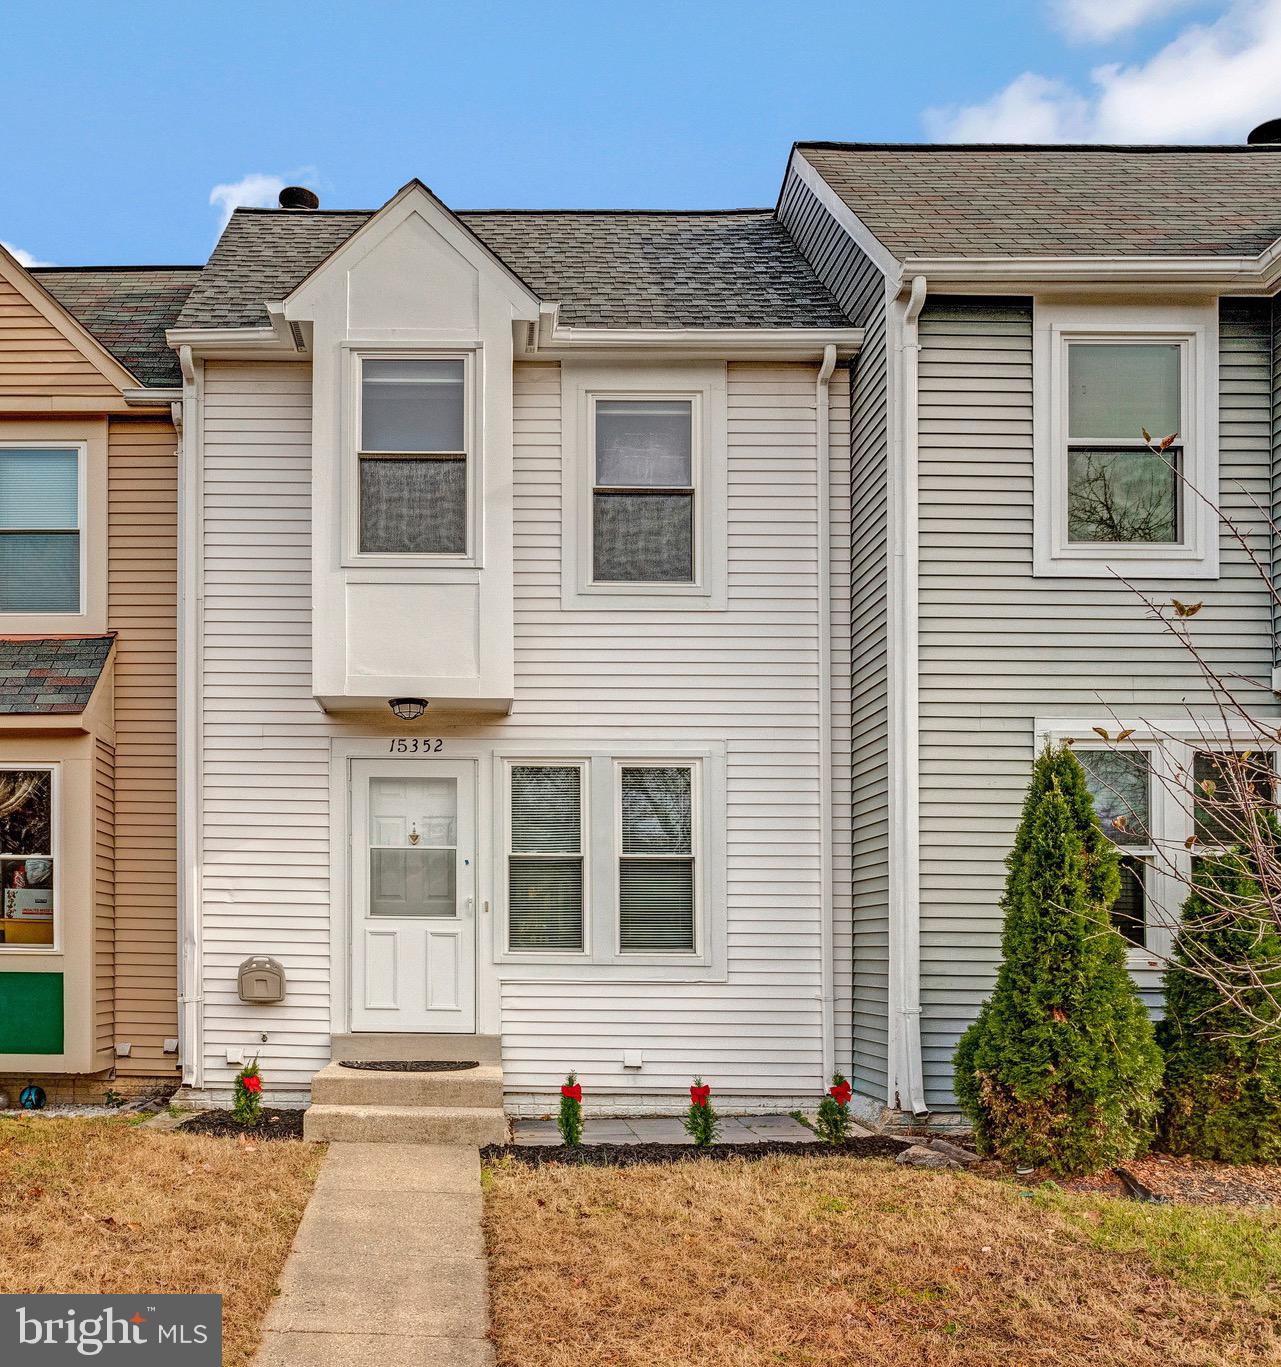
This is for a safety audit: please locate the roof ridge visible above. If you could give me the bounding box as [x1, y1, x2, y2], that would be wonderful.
[797, 140, 1281, 154]
[31, 264, 201, 273]
[459, 207, 774, 216]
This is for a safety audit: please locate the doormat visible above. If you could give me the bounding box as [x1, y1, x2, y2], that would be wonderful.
[337, 1059, 480, 1072]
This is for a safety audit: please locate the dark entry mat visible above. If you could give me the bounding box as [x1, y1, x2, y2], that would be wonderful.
[337, 1059, 480, 1072]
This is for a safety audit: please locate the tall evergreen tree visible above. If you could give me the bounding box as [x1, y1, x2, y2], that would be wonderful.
[953, 743, 1163, 1175]
[1159, 851, 1281, 1162]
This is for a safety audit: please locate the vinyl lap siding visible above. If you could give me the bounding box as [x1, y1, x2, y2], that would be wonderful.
[94, 738, 115, 1064]
[0, 275, 117, 399]
[107, 418, 179, 1075]
[199, 359, 837, 1098]
[778, 169, 891, 1097]
[916, 296, 1277, 1107]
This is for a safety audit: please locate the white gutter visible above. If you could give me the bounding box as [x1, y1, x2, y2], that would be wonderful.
[176, 344, 205, 1089]
[816, 342, 837, 1084]
[123, 387, 181, 406]
[887, 275, 929, 1117]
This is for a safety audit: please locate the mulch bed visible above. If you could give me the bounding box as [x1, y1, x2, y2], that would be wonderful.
[483, 1136, 911, 1167]
[1116, 1154, 1281, 1206]
[337, 1059, 479, 1072]
[177, 1108, 307, 1141]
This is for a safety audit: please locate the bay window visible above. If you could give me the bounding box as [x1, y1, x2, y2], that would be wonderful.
[357, 357, 468, 556]
[0, 768, 54, 950]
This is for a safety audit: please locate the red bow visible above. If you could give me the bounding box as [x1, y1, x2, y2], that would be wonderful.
[829, 1081, 852, 1106]
[690, 1084, 711, 1107]
[560, 1083, 582, 1102]
[242, 1075, 262, 1094]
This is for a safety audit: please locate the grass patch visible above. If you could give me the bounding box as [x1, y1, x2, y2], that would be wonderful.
[483, 1153, 1281, 1367]
[0, 1115, 322, 1367]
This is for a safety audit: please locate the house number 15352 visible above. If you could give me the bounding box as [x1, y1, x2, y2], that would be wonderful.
[388, 738, 444, 753]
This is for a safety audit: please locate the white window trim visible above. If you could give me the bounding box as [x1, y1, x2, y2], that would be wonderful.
[342, 342, 484, 570]
[560, 361, 727, 610]
[1032, 301, 1219, 579]
[614, 758, 700, 958]
[0, 763, 59, 956]
[492, 745, 724, 976]
[1036, 719, 1279, 985]
[0, 440, 90, 630]
[501, 758, 590, 959]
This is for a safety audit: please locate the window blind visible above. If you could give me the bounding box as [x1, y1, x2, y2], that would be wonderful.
[0, 449, 80, 612]
[509, 765, 584, 951]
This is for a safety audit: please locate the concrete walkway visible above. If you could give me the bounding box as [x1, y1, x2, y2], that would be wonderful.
[254, 1143, 494, 1367]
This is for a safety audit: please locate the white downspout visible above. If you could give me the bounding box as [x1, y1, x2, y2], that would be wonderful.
[816, 343, 837, 1083]
[176, 344, 205, 1090]
[888, 276, 929, 1116]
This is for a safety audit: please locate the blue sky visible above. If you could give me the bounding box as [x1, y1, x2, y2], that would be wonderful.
[0, 0, 1275, 267]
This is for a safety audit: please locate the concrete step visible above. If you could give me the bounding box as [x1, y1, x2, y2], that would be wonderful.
[309, 1061, 504, 1108]
[330, 1033, 501, 1065]
[303, 1103, 508, 1145]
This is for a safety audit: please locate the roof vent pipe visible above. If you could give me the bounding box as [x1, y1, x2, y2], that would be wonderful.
[278, 186, 320, 210]
[1247, 118, 1281, 145]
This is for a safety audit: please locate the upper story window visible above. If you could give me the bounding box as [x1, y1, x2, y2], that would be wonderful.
[592, 399, 694, 583]
[0, 447, 80, 613]
[358, 357, 468, 556]
[1066, 342, 1181, 545]
[560, 363, 728, 611]
[1032, 302, 1217, 579]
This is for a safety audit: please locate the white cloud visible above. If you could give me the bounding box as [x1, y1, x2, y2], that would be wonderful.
[209, 173, 287, 227]
[1, 240, 53, 268]
[1052, 0, 1199, 42]
[925, 0, 1281, 142]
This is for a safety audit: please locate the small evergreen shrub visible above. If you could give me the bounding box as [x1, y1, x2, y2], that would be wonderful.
[1159, 851, 1281, 1162]
[684, 1077, 720, 1148]
[558, 1071, 584, 1146]
[952, 743, 1163, 1176]
[231, 1058, 263, 1127]
[816, 1072, 853, 1144]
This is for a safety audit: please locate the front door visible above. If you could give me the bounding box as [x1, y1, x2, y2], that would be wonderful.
[350, 759, 477, 1033]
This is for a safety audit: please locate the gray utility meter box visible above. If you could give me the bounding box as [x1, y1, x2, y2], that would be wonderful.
[237, 956, 286, 1004]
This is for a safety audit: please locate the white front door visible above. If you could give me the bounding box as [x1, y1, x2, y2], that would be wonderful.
[350, 759, 477, 1033]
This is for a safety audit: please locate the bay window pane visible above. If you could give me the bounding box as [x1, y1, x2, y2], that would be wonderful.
[508, 857, 584, 951]
[1113, 856, 1147, 949]
[619, 858, 694, 952]
[1067, 448, 1178, 543]
[621, 768, 692, 854]
[511, 766, 580, 853]
[0, 770, 53, 948]
[596, 400, 692, 487]
[592, 492, 693, 582]
[1079, 749, 1151, 847]
[1068, 344, 1179, 441]
[361, 359, 465, 452]
[1193, 751, 1273, 847]
[360, 456, 466, 554]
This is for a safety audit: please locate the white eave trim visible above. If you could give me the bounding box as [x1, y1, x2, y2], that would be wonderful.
[122, 387, 181, 405]
[789, 151, 902, 280]
[526, 305, 861, 360]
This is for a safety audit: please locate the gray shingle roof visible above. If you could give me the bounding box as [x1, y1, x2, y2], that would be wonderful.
[175, 207, 852, 330]
[798, 143, 1281, 260]
[0, 636, 114, 715]
[32, 267, 199, 387]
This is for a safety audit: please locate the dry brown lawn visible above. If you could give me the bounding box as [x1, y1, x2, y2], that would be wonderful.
[483, 1153, 1281, 1367]
[0, 1115, 322, 1367]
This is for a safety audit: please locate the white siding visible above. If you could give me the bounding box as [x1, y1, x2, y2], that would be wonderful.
[916, 297, 1278, 1107]
[198, 358, 848, 1099]
[778, 169, 890, 1096]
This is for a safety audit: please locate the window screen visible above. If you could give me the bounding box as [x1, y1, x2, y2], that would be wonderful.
[1065, 343, 1181, 545]
[592, 400, 694, 583]
[359, 359, 467, 554]
[1079, 749, 1151, 847]
[0, 449, 80, 612]
[619, 765, 695, 952]
[1193, 751, 1273, 848]
[508, 765, 584, 951]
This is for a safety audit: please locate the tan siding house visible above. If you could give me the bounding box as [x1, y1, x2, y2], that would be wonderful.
[0, 246, 195, 1094]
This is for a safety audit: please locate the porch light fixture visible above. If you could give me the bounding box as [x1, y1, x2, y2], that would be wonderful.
[388, 698, 429, 721]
